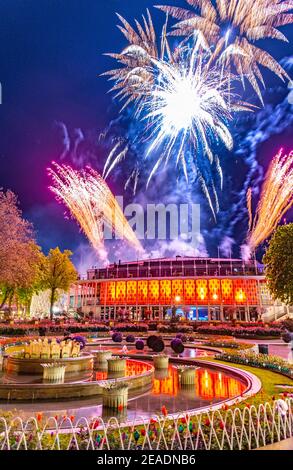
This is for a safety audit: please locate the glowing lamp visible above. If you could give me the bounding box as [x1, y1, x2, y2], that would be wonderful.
[175, 295, 181, 303]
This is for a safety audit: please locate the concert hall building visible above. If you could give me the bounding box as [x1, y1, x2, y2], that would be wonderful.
[69, 257, 286, 322]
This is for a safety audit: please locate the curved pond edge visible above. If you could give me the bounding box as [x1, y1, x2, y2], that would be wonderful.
[0, 358, 154, 401]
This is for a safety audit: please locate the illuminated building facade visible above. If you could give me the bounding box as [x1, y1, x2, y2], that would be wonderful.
[69, 257, 284, 322]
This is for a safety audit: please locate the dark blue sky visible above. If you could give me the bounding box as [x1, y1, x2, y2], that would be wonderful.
[0, 0, 292, 270]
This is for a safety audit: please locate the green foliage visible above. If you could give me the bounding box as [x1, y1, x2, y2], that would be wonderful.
[263, 224, 293, 305]
[39, 248, 77, 319]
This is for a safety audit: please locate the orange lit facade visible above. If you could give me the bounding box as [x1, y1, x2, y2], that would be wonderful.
[69, 257, 280, 322]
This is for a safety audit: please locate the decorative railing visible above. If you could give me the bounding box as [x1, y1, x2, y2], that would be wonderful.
[1, 399, 292, 450]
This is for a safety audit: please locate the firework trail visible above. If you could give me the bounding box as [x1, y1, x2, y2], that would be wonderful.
[104, 13, 253, 218]
[48, 163, 143, 260]
[156, 0, 292, 103]
[246, 187, 253, 232]
[243, 149, 293, 259]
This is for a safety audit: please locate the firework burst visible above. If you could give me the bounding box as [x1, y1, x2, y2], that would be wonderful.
[48, 163, 143, 260]
[104, 13, 253, 218]
[156, 0, 292, 103]
[244, 148, 293, 259]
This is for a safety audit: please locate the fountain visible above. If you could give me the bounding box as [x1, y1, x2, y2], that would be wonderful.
[5, 338, 93, 375]
[41, 363, 66, 383]
[102, 382, 129, 409]
[153, 354, 169, 369]
[94, 350, 112, 363]
[107, 357, 126, 373]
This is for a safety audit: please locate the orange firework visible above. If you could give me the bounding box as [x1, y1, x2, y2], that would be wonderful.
[48, 163, 143, 260]
[245, 149, 293, 257]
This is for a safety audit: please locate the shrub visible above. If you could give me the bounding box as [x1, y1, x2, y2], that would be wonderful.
[171, 338, 184, 354]
[176, 333, 187, 343]
[152, 338, 165, 353]
[281, 319, 293, 332]
[112, 332, 123, 343]
[281, 331, 292, 344]
[72, 335, 87, 349]
[135, 339, 144, 351]
[147, 335, 160, 349]
[126, 334, 135, 343]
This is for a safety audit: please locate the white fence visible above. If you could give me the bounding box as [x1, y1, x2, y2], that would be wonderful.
[0, 398, 292, 450]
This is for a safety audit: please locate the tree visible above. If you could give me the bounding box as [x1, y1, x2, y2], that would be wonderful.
[263, 224, 293, 306]
[0, 190, 44, 314]
[40, 248, 77, 320]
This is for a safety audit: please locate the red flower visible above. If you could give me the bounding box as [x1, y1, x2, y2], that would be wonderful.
[161, 406, 168, 417]
[150, 418, 157, 424]
[36, 413, 43, 422]
[141, 429, 146, 436]
[181, 417, 187, 424]
[70, 415, 75, 422]
[204, 419, 210, 427]
[219, 421, 225, 430]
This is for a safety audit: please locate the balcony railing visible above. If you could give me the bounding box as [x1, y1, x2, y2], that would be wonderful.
[86, 262, 264, 281]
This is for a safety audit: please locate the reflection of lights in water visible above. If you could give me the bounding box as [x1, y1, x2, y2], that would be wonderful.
[152, 366, 245, 400]
[95, 361, 245, 401]
[95, 360, 151, 381]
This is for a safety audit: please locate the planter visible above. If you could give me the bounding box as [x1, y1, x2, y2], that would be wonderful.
[153, 355, 169, 369]
[107, 357, 126, 372]
[94, 350, 112, 363]
[102, 383, 129, 409]
[41, 363, 66, 383]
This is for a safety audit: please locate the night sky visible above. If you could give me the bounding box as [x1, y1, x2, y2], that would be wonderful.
[0, 0, 292, 273]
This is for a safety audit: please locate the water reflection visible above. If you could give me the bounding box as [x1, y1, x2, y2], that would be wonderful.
[152, 366, 245, 400]
[94, 360, 152, 381]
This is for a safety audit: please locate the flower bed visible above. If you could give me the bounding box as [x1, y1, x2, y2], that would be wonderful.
[204, 340, 254, 350]
[217, 350, 293, 378]
[0, 323, 110, 336]
[197, 325, 281, 338]
[113, 323, 148, 333]
[157, 324, 193, 334]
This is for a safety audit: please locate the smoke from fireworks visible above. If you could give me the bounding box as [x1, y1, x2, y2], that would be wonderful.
[156, 0, 292, 103]
[48, 163, 143, 261]
[243, 148, 293, 259]
[104, 13, 253, 218]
